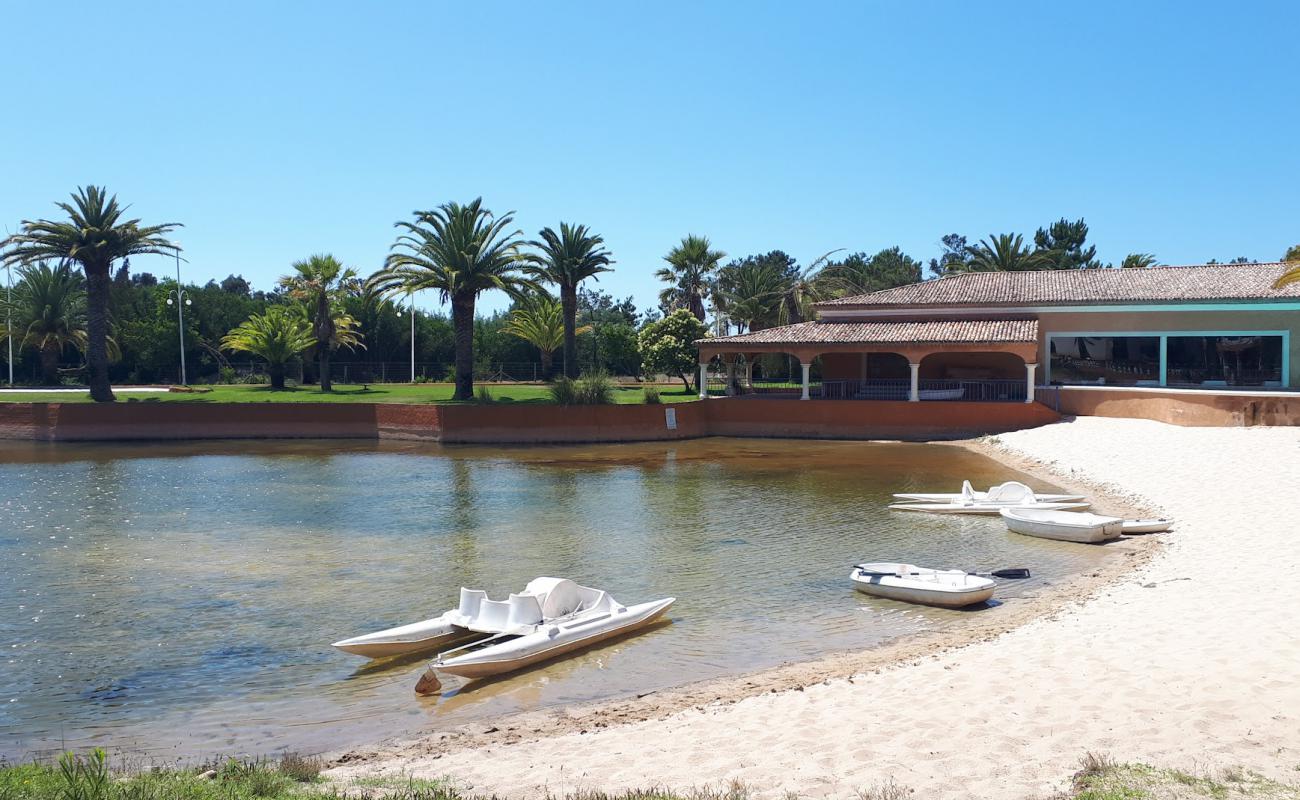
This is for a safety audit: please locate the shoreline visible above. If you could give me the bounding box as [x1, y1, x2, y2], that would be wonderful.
[329, 434, 1163, 771]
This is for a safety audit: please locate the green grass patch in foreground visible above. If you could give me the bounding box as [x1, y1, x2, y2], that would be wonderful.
[1066, 753, 1300, 800]
[0, 383, 702, 405]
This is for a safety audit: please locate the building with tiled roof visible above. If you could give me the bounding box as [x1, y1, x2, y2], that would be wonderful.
[695, 263, 1299, 401]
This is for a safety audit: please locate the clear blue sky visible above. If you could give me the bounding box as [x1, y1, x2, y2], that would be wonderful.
[3, 1, 1297, 316]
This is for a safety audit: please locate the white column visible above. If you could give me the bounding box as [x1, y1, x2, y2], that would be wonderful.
[745, 359, 754, 388]
[698, 363, 709, 400]
[1025, 362, 1037, 404]
[725, 360, 738, 396]
[908, 362, 920, 402]
[800, 362, 811, 400]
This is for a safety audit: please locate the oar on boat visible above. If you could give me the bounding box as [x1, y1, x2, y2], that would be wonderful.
[852, 566, 1031, 580]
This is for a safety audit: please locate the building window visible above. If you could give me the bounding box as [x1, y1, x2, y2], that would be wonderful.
[1049, 336, 1161, 386]
[1166, 335, 1283, 387]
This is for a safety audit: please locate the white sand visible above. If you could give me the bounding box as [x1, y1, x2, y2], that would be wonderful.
[334, 418, 1300, 799]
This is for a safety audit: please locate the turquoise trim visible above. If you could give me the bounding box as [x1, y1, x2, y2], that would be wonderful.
[1046, 330, 1290, 388]
[1031, 302, 1300, 314]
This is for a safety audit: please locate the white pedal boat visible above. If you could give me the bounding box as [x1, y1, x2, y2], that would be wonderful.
[1121, 518, 1174, 534]
[1000, 507, 1122, 543]
[333, 585, 527, 659]
[417, 578, 674, 689]
[890, 499, 1089, 515]
[894, 480, 1085, 505]
[850, 562, 995, 608]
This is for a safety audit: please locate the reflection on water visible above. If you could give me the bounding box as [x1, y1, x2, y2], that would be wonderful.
[0, 438, 1114, 760]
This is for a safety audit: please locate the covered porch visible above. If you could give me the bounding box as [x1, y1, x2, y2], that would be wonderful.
[695, 319, 1042, 403]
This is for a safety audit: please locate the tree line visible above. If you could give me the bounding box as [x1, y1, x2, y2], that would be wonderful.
[3, 187, 1297, 401]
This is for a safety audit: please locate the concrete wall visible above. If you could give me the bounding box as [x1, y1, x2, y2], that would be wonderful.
[1050, 386, 1300, 427]
[1037, 309, 1300, 388]
[0, 399, 1059, 444]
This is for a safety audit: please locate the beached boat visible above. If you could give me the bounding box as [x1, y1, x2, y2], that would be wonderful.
[850, 562, 996, 608]
[1000, 507, 1123, 543]
[416, 578, 674, 688]
[889, 498, 1090, 515]
[333, 586, 513, 659]
[894, 480, 1085, 505]
[1121, 518, 1174, 534]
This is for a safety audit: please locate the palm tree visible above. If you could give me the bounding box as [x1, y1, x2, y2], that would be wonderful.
[777, 250, 841, 325]
[370, 199, 533, 400]
[963, 234, 1050, 273]
[0, 186, 180, 401]
[8, 262, 91, 385]
[1275, 246, 1300, 289]
[524, 223, 613, 378]
[504, 292, 591, 377]
[221, 306, 316, 390]
[714, 260, 785, 333]
[1121, 253, 1158, 269]
[656, 235, 725, 321]
[278, 254, 361, 391]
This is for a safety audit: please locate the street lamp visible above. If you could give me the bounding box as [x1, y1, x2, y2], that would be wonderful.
[5, 259, 12, 386]
[395, 291, 416, 382]
[164, 246, 190, 385]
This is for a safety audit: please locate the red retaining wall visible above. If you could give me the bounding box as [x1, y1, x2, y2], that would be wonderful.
[1052, 387, 1300, 427]
[0, 399, 1058, 444]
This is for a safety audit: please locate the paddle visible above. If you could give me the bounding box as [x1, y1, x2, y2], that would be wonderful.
[853, 565, 1031, 580]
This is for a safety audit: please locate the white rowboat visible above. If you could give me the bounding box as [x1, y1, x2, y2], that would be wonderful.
[894, 480, 1085, 505]
[850, 563, 995, 608]
[890, 500, 1090, 515]
[1121, 518, 1174, 534]
[418, 578, 674, 686]
[1000, 507, 1122, 543]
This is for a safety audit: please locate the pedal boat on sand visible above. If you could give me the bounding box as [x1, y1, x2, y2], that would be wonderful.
[894, 480, 1085, 505]
[332, 586, 519, 659]
[416, 578, 674, 691]
[1000, 507, 1123, 543]
[850, 563, 996, 608]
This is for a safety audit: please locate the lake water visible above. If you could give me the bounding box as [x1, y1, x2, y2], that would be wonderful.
[0, 437, 1115, 761]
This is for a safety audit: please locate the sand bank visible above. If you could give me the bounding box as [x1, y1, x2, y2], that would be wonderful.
[330, 418, 1300, 799]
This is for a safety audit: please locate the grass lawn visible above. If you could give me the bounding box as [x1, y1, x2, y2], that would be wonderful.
[0, 383, 704, 405]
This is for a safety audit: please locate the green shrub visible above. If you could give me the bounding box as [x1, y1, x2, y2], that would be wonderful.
[642, 386, 661, 405]
[575, 371, 615, 405]
[475, 386, 494, 404]
[218, 366, 238, 384]
[549, 376, 578, 405]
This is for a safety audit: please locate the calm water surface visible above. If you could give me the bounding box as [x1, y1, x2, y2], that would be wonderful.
[0, 437, 1115, 760]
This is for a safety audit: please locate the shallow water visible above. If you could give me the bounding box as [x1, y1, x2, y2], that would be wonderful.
[0, 437, 1115, 760]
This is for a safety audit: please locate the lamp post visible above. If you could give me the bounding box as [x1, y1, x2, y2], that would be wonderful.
[5, 259, 12, 386]
[164, 246, 190, 385]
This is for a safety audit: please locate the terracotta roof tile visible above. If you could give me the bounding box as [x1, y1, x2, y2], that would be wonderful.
[698, 318, 1038, 346]
[816, 263, 1300, 308]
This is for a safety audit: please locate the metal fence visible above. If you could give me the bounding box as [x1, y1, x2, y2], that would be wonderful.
[705, 377, 1029, 402]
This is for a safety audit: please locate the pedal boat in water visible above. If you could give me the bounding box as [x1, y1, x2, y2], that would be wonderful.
[416, 578, 674, 691]
[1000, 507, 1123, 543]
[889, 498, 1089, 515]
[850, 563, 996, 608]
[332, 587, 511, 659]
[894, 480, 1085, 505]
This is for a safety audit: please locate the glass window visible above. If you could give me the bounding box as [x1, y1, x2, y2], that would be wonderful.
[1049, 336, 1161, 386]
[1166, 335, 1283, 387]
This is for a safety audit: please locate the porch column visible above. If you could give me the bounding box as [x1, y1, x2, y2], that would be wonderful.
[725, 358, 738, 396]
[1025, 362, 1037, 404]
[698, 362, 709, 400]
[908, 362, 920, 402]
[800, 362, 812, 400]
[745, 359, 754, 388]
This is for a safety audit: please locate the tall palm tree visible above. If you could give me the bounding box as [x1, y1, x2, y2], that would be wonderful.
[656, 235, 725, 321]
[221, 306, 316, 390]
[0, 186, 180, 401]
[504, 292, 591, 377]
[963, 233, 1050, 273]
[278, 254, 361, 391]
[524, 223, 613, 379]
[370, 199, 533, 400]
[777, 250, 841, 326]
[8, 262, 91, 385]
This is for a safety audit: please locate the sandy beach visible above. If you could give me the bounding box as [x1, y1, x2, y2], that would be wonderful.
[331, 417, 1300, 799]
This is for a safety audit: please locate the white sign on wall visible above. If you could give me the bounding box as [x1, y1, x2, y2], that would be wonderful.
[664, 408, 677, 430]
